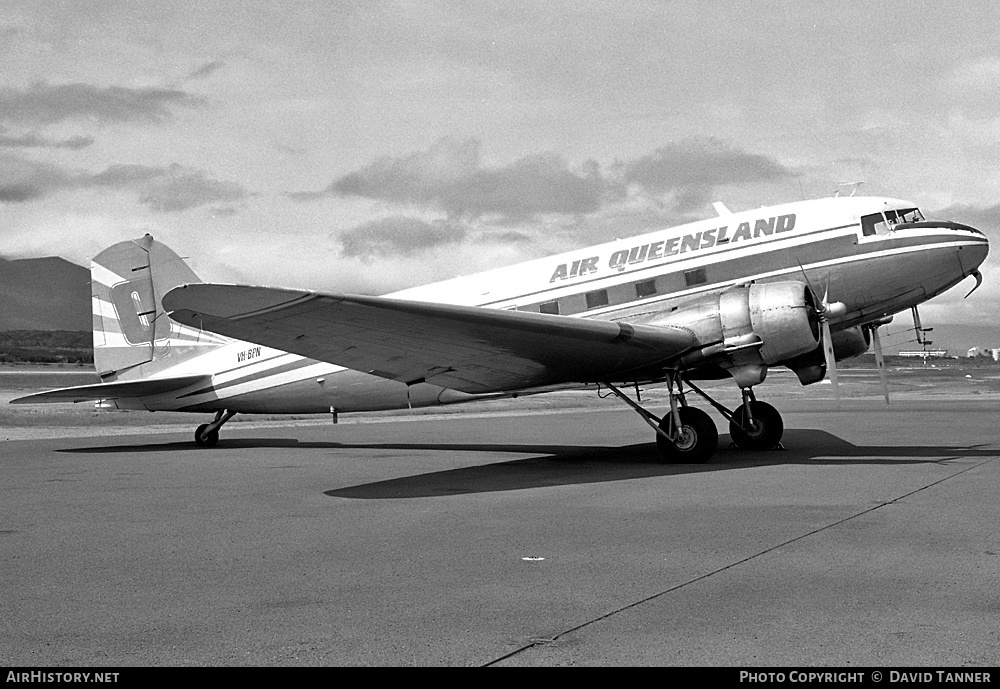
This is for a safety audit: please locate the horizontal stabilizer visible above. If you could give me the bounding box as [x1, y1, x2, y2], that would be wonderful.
[10, 374, 210, 405]
[163, 283, 696, 394]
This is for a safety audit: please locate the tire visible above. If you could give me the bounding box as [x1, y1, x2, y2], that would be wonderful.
[729, 400, 783, 451]
[655, 407, 719, 464]
[194, 423, 220, 448]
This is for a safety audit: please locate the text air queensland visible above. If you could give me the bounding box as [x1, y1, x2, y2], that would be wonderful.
[550, 213, 797, 283]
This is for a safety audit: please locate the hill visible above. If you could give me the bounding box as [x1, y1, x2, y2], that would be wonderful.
[0, 330, 92, 364]
[0, 256, 91, 331]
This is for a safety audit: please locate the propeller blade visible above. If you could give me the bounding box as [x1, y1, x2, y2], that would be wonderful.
[870, 324, 889, 405]
[822, 318, 839, 405]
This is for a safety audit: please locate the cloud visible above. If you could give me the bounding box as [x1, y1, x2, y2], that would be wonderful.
[338, 216, 467, 260]
[136, 166, 250, 212]
[293, 137, 802, 272]
[186, 60, 226, 81]
[0, 131, 94, 149]
[89, 164, 170, 188]
[303, 136, 613, 220]
[299, 136, 796, 220]
[621, 138, 798, 211]
[0, 82, 205, 127]
[329, 136, 478, 204]
[0, 155, 75, 203]
[0, 154, 249, 212]
[0, 182, 47, 203]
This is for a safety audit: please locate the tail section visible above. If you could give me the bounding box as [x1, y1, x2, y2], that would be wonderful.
[91, 234, 228, 380]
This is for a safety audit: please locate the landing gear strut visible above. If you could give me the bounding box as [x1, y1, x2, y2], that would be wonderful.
[194, 409, 236, 448]
[685, 382, 784, 452]
[728, 391, 784, 451]
[603, 376, 718, 464]
[604, 375, 785, 463]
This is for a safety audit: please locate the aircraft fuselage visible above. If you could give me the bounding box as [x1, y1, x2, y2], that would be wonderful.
[106, 196, 990, 415]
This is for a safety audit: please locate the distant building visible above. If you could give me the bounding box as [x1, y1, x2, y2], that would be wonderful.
[965, 347, 1000, 359]
[899, 349, 949, 359]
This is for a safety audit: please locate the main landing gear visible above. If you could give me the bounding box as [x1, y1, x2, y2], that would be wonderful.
[603, 376, 784, 464]
[194, 409, 236, 448]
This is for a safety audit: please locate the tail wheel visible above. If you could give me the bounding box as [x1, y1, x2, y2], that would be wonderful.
[729, 401, 783, 451]
[194, 424, 220, 448]
[655, 407, 718, 464]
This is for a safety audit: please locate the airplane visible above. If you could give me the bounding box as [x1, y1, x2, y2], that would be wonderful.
[11, 195, 989, 463]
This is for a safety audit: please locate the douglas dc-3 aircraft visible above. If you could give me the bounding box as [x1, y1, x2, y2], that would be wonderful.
[12, 196, 989, 462]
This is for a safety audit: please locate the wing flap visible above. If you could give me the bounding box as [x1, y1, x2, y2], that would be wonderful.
[163, 284, 694, 393]
[10, 375, 210, 404]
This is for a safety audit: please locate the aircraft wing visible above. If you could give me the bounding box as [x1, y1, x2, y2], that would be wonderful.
[163, 284, 695, 394]
[10, 375, 210, 404]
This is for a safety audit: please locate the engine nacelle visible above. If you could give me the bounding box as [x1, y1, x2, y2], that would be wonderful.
[647, 282, 820, 386]
[785, 325, 871, 385]
[831, 326, 870, 361]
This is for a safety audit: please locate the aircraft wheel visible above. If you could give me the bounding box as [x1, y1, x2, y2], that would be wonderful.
[194, 424, 220, 448]
[729, 401, 783, 451]
[655, 407, 718, 464]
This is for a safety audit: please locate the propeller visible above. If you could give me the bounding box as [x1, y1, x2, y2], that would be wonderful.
[865, 320, 891, 405]
[816, 285, 847, 405]
[798, 262, 846, 403]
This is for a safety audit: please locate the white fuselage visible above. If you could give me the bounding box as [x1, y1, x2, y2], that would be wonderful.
[131, 196, 988, 414]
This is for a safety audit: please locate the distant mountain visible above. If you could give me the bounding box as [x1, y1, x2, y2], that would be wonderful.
[0, 256, 91, 331]
[2, 252, 998, 356]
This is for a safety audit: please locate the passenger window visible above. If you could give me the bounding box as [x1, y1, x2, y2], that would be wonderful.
[539, 301, 559, 315]
[635, 279, 657, 298]
[585, 289, 609, 309]
[684, 268, 707, 287]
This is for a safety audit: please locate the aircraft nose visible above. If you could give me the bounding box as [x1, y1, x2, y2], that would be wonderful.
[961, 230, 990, 274]
[931, 220, 990, 274]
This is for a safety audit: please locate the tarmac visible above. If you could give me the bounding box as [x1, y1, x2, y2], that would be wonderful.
[2, 386, 999, 666]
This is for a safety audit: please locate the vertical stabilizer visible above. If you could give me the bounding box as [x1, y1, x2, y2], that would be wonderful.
[91, 235, 228, 380]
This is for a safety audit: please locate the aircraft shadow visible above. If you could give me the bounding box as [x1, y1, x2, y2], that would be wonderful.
[323, 430, 997, 499]
[58, 429, 997, 499]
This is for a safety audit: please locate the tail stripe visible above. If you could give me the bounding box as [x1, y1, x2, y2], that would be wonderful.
[91, 234, 227, 378]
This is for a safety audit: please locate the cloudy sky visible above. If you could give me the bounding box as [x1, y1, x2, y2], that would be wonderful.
[2, 0, 999, 333]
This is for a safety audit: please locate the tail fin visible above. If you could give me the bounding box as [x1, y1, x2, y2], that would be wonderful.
[91, 234, 228, 380]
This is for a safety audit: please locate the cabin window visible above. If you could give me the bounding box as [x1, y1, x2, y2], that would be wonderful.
[539, 301, 560, 315]
[635, 279, 657, 299]
[684, 268, 707, 287]
[585, 289, 609, 309]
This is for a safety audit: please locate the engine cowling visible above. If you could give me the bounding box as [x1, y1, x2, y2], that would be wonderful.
[647, 282, 820, 386]
[831, 326, 870, 361]
[785, 325, 870, 385]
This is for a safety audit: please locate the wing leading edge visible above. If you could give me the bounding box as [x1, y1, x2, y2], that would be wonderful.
[163, 284, 695, 394]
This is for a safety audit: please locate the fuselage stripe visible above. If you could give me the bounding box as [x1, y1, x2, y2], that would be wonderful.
[177, 357, 320, 399]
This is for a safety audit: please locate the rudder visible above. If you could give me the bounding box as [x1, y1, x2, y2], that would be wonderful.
[91, 234, 227, 380]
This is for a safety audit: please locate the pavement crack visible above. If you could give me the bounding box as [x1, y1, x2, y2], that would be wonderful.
[483, 455, 997, 667]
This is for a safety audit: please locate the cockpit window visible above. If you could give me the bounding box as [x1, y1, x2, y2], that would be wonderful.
[861, 207, 925, 236]
[887, 208, 924, 225]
